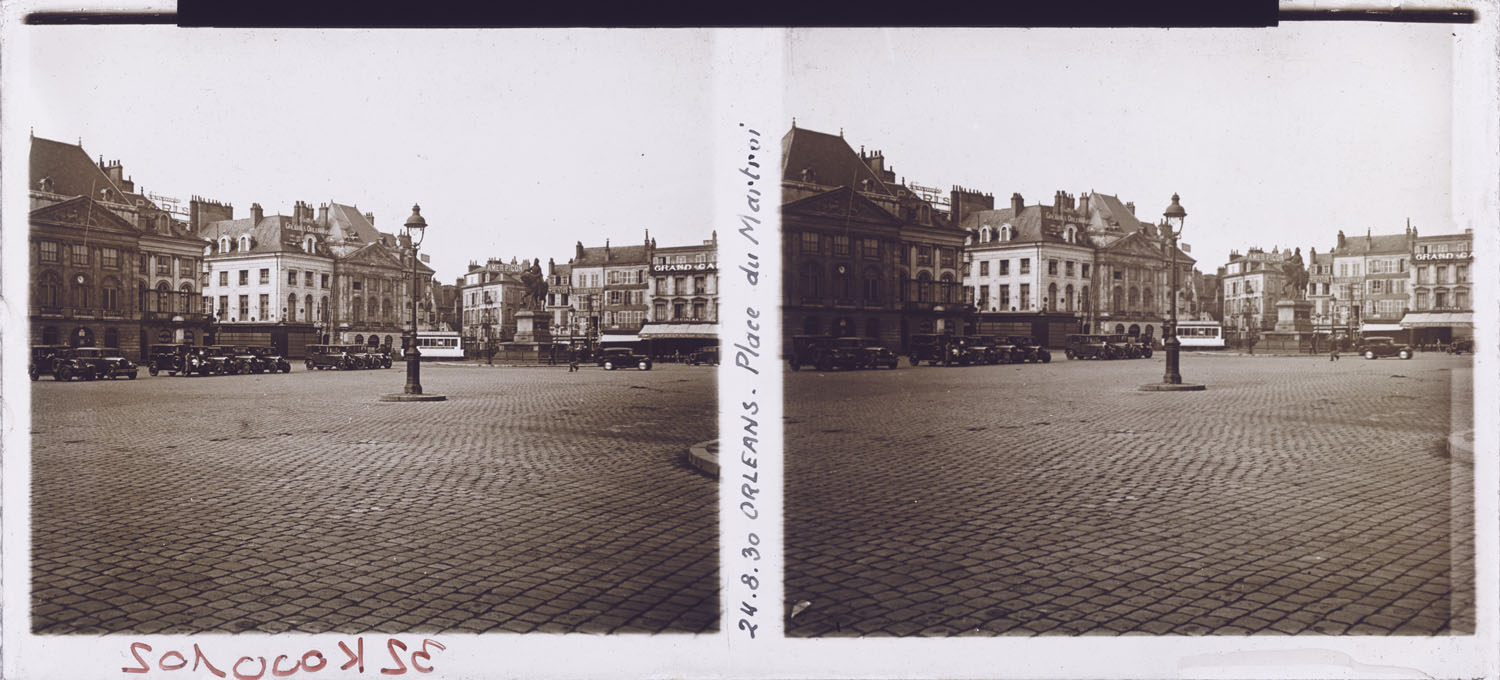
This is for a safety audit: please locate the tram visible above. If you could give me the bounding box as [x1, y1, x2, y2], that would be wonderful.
[414, 331, 464, 359]
[1174, 320, 1225, 349]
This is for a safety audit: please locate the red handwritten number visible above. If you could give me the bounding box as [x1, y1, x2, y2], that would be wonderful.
[160, 650, 188, 671]
[271, 654, 301, 677]
[411, 640, 446, 673]
[122, 642, 152, 673]
[339, 638, 365, 672]
[381, 638, 409, 675]
[232, 656, 267, 680]
[194, 644, 229, 678]
[301, 650, 328, 672]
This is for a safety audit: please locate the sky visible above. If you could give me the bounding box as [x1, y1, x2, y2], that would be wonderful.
[19, 28, 716, 283]
[784, 25, 1458, 270]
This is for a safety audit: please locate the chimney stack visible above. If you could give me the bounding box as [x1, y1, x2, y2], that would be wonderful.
[1125, 201, 1135, 216]
[576, 241, 584, 260]
[1010, 192, 1024, 214]
[250, 202, 263, 225]
[317, 203, 328, 225]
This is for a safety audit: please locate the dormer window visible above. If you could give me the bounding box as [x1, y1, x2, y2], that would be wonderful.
[239, 235, 251, 251]
[38, 177, 54, 193]
[219, 236, 231, 252]
[1000, 224, 1014, 242]
[304, 236, 316, 253]
[1064, 225, 1078, 244]
[979, 226, 993, 243]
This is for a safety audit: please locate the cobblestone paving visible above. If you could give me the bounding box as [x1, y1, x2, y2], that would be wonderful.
[30, 364, 718, 634]
[785, 353, 1475, 636]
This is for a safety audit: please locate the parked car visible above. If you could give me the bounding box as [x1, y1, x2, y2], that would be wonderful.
[598, 347, 653, 370]
[305, 344, 358, 370]
[354, 346, 393, 369]
[967, 335, 1008, 364]
[1064, 334, 1118, 360]
[852, 340, 901, 370]
[1357, 336, 1413, 360]
[950, 336, 992, 366]
[787, 335, 857, 371]
[687, 347, 720, 366]
[28, 345, 69, 381]
[1006, 336, 1052, 363]
[907, 333, 959, 366]
[1105, 334, 1144, 359]
[147, 343, 193, 376]
[210, 346, 260, 374]
[247, 346, 293, 373]
[52, 347, 138, 380]
[1448, 338, 1474, 354]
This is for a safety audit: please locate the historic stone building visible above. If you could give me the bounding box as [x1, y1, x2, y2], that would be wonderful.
[28, 135, 212, 358]
[567, 235, 652, 345]
[460, 257, 527, 348]
[958, 191, 1094, 342]
[199, 199, 436, 355]
[1329, 228, 1412, 337]
[1078, 191, 1195, 340]
[1403, 228, 1473, 346]
[640, 232, 719, 357]
[544, 260, 574, 340]
[1221, 246, 1296, 336]
[781, 125, 968, 352]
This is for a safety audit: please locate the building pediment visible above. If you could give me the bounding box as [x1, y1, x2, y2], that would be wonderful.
[1101, 232, 1166, 260]
[782, 186, 902, 227]
[29, 195, 140, 235]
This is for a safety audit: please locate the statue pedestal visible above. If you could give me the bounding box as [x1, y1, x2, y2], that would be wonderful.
[513, 310, 552, 344]
[1274, 299, 1313, 333]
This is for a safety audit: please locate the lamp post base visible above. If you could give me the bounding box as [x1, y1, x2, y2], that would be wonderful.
[1138, 382, 1205, 392]
[379, 393, 448, 402]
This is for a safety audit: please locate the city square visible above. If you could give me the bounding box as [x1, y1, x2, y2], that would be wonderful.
[784, 352, 1475, 637]
[29, 363, 718, 635]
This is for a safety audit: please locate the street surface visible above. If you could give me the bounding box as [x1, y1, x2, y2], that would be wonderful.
[30, 363, 718, 634]
[786, 353, 1475, 636]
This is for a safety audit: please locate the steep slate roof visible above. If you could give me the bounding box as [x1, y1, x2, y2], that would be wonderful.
[29, 136, 129, 199]
[960, 206, 1085, 246]
[201, 214, 316, 255]
[1086, 192, 1153, 236]
[575, 244, 650, 266]
[781, 126, 895, 196]
[326, 202, 394, 247]
[1335, 233, 1410, 256]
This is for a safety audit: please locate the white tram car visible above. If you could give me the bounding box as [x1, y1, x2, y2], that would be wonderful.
[1175, 320, 1225, 349]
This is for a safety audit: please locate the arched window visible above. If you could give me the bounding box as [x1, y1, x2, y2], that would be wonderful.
[304, 236, 316, 253]
[70, 274, 91, 309]
[918, 271, 933, 303]
[239, 235, 251, 251]
[1128, 286, 1139, 308]
[863, 268, 882, 303]
[1065, 284, 1075, 312]
[1047, 283, 1058, 311]
[287, 293, 299, 322]
[799, 261, 821, 299]
[803, 316, 820, 335]
[368, 335, 380, 348]
[104, 328, 120, 348]
[1064, 225, 1077, 244]
[219, 236, 230, 252]
[979, 226, 992, 243]
[37, 271, 62, 309]
[155, 281, 171, 314]
[354, 334, 365, 345]
[382, 297, 392, 321]
[1000, 225, 1013, 242]
[1128, 323, 1140, 337]
[179, 282, 194, 313]
[1114, 323, 1125, 334]
[1143, 287, 1153, 311]
[352, 295, 363, 323]
[305, 294, 313, 321]
[384, 335, 394, 348]
[1112, 286, 1124, 314]
[1081, 285, 1090, 311]
[320, 296, 329, 322]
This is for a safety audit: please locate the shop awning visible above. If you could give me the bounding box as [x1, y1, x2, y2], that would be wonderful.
[1360, 323, 1406, 333]
[637, 323, 720, 340]
[599, 333, 639, 344]
[1399, 312, 1474, 328]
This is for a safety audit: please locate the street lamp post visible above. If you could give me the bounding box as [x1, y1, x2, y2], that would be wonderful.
[381, 204, 446, 402]
[1141, 193, 1204, 392]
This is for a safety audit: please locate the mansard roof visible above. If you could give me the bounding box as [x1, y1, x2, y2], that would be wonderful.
[961, 205, 1090, 247]
[781, 126, 896, 196]
[29, 136, 128, 200]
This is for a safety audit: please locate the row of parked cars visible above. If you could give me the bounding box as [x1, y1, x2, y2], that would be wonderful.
[147, 344, 292, 376]
[305, 344, 395, 370]
[1062, 334, 1155, 360]
[908, 334, 1053, 366]
[28, 346, 139, 381]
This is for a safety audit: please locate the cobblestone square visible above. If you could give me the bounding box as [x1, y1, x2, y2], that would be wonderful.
[785, 353, 1474, 637]
[30, 363, 718, 634]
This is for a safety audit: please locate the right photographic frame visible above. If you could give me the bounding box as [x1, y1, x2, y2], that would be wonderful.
[778, 24, 1484, 643]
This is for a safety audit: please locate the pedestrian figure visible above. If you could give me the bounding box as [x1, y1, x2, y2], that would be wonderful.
[568, 350, 579, 372]
[1329, 344, 1339, 362]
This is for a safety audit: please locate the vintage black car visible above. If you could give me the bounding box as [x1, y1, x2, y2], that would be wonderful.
[849, 339, 901, 370]
[1006, 336, 1053, 363]
[305, 344, 358, 370]
[787, 335, 854, 371]
[597, 347, 653, 370]
[147, 343, 193, 376]
[52, 347, 138, 380]
[687, 346, 720, 366]
[353, 345, 393, 369]
[949, 336, 993, 366]
[29, 345, 69, 381]
[209, 345, 261, 374]
[1103, 334, 1144, 359]
[1064, 334, 1118, 360]
[1447, 338, 1474, 355]
[907, 333, 959, 366]
[967, 335, 1008, 364]
[1357, 336, 1413, 360]
[246, 346, 293, 373]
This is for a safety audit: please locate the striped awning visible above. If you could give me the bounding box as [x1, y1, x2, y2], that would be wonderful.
[1360, 323, 1405, 333]
[1399, 312, 1474, 328]
[637, 323, 719, 340]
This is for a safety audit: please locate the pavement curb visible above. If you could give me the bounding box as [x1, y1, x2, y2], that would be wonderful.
[1448, 429, 1474, 466]
[686, 439, 719, 479]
